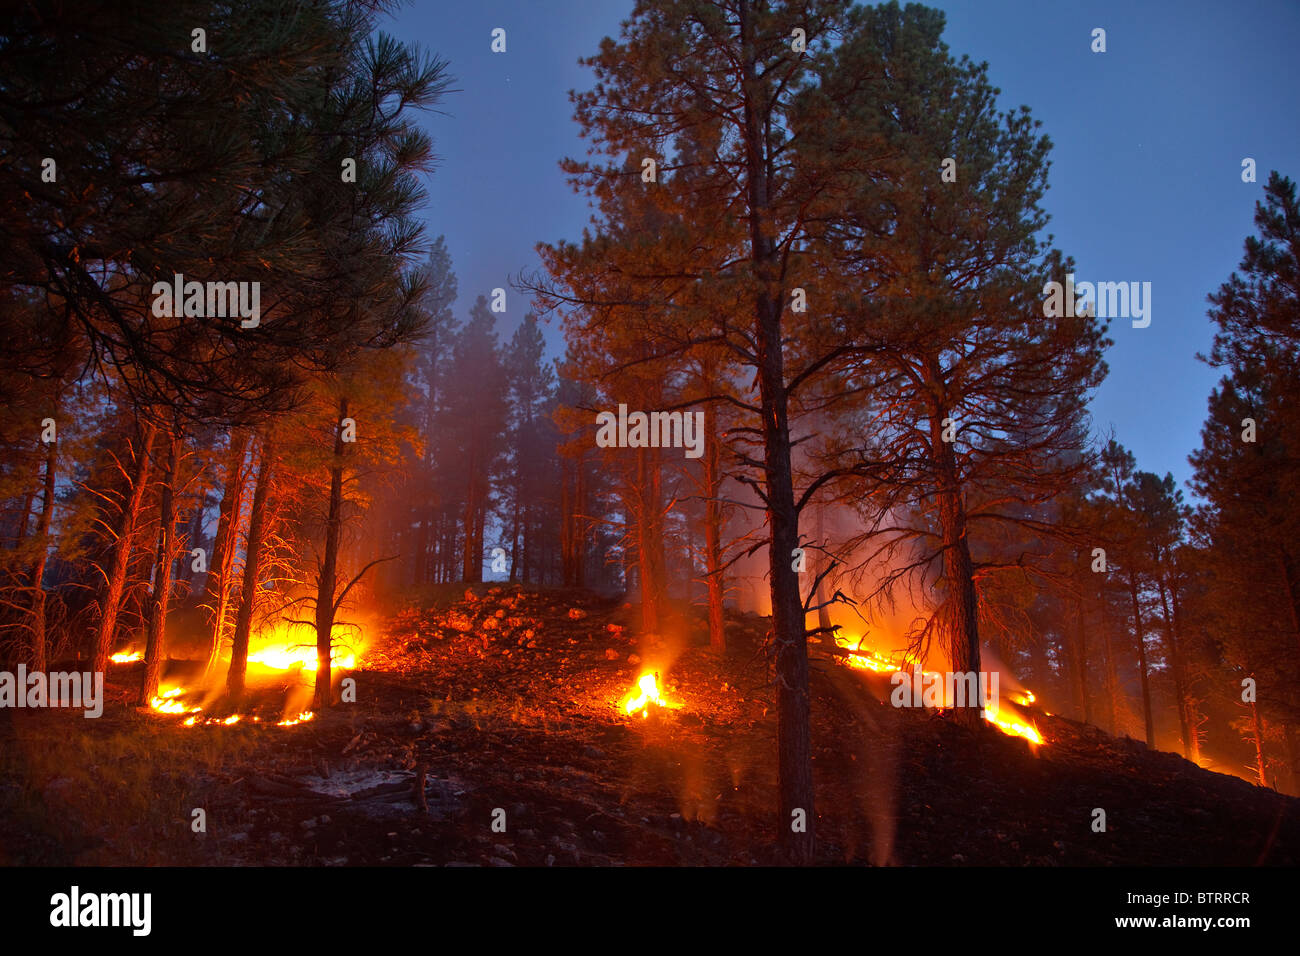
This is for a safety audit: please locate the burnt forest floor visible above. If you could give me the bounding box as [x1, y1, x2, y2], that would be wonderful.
[1, 584, 1297, 866]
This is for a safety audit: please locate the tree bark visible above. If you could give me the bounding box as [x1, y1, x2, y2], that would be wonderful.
[1071, 591, 1090, 724]
[314, 399, 348, 710]
[704, 400, 726, 652]
[93, 421, 156, 673]
[1127, 569, 1155, 747]
[226, 438, 274, 703]
[1250, 686, 1268, 788]
[1098, 575, 1118, 734]
[933, 408, 982, 725]
[738, 0, 813, 862]
[27, 437, 57, 671]
[140, 429, 181, 704]
[813, 501, 832, 640]
[204, 429, 248, 674]
[1156, 567, 1193, 759]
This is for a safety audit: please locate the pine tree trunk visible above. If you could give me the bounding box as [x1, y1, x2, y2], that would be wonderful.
[93, 421, 156, 673]
[635, 447, 661, 634]
[1072, 591, 1090, 724]
[509, 481, 521, 583]
[1098, 576, 1118, 733]
[314, 399, 348, 710]
[204, 430, 248, 673]
[1127, 570, 1155, 746]
[12, 488, 35, 547]
[226, 438, 274, 704]
[704, 401, 726, 652]
[813, 502, 832, 640]
[1284, 723, 1298, 796]
[1156, 569, 1193, 758]
[140, 429, 180, 704]
[933, 409, 982, 726]
[738, 0, 813, 862]
[28, 437, 57, 671]
[462, 464, 484, 583]
[1250, 688, 1268, 788]
[575, 463, 587, 588]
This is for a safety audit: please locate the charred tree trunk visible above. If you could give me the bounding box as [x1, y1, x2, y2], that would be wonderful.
[1127, 569, 1155, 747]
[226, 438, 274, 704]
[27, 437, 57, 671]
[93, 421, 156, 673]
[140, 429, 181, 704]
[315, 399, 348, 710]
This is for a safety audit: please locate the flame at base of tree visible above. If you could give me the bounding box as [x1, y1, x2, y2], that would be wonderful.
[834, 633, 1044, 746]
[140, 622, 361, 728]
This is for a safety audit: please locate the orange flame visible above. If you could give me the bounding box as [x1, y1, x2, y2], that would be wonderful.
[834, 633, 1044, 746]
[623, 672, 678, 717]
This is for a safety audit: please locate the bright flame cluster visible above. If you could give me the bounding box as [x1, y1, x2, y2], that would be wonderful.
[247, 646, 356, 671]
[623, 672, 678, 717]
[982, 702, 1044, 745]
[149, 687, 201, 715]
[834, 633, 1044, 746]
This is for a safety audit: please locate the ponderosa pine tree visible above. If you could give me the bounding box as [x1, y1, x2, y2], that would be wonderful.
[541, 0, 861, 861]
[1190, 171, 1300, 787]
[799, 2, 1108, 724]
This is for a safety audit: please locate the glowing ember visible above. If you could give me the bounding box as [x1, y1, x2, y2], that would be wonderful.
[277, 711, 314, 727]
[110, 650, 142, 663]
[622, 672, 677, 717]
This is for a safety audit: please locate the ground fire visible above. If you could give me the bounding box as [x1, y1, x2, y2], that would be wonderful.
[833, 632, 1044, 746]
[622, 671, 678, 717]
[2, 0, 1299, 893]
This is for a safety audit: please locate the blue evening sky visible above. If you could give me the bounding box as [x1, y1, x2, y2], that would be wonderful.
[389, 0, 1300, 494]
